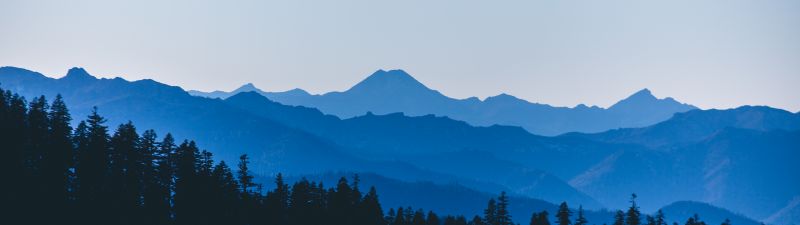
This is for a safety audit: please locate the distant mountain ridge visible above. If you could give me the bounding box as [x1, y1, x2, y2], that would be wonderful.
[4, 66, 798, 225]
[189, 69, 697, 135]
[0, 66, 602, 211]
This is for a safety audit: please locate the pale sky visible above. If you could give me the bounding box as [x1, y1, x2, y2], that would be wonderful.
[1, 0, 798, 111]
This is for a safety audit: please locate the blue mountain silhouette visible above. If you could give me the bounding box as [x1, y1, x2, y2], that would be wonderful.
[4, 66, 797, 225]
[190, 69, 697, 135]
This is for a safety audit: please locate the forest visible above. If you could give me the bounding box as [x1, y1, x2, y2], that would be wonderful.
[0, 87, 730, 225]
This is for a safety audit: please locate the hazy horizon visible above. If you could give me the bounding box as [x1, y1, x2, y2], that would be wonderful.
[2, 0, 798, 111]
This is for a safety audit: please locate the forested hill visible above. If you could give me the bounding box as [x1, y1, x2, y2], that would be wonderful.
[0, 86, 744, 225]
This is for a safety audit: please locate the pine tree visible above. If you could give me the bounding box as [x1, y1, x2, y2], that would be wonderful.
[471, 216, 487, 225]
[139, 130, 166, 224]
[613, 210, 626, 225]
[575, 206, 588, 225]
[484, 198, 498, 225]
[359, 186, 386, 225]
[412, 209, 427, 225]
[0, 91, 30, 223]
[557, 202, 572, 225]
[174, 140, 201, 225]
[25, 96, 50, 222]
[26, 96, 49, 174]
[626, 194, 641, 225]
[396, 207, 408, 225]
[75, 107, 110, 223]
[655, 210, 667, 225]
[45, 95, 73, 207]
[530, 211, 551, 225]
[427, 211, 441, 225]
[646, 216, 656, 225]
[210, 161, 240, 225]
[237, 154, 255, 194]
[496, 192, 512, 225]
[265, 173, 290, 225]
[387, 208, 398, 225]
[152, 133, 176, 223]
[329, 177, 355, 225]
[109, 122, 143, 224]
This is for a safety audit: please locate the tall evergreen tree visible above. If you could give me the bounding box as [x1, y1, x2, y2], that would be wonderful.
[646, 216, 656, 225]
[329, 177, 355, 225]
[427, 211, 441, 225]
[556, 202, 572, 225]
[655, 210, 667, 225]
[626, 194, 642, 225]
[174, 140, 201, 225]
[210, 161, 240, 225]
[529, 211, 551, 225]
[152, 133, 176, 223]
[109, 122, 144, 224]
[359, 186, 386, 225]
[25, 96, 50, 224]
[575, 206, 588, 225]
[75, 107, 111, 223]
[265, 173, 290, 224]
[237, 154, 255, 194]
[484, 198, 498, 225]
[44, 94, 73, 207]
[0, 91, 30, 223]
[496, 192, 512, 225]
[412, 209, 427, 225]
[613, 210, 626, 225]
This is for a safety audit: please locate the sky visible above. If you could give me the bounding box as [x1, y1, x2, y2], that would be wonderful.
[1, 0, 798, 111]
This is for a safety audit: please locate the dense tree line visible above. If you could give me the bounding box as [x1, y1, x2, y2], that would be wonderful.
[0, 88, 732, 225]
[0, 89, 390, 225]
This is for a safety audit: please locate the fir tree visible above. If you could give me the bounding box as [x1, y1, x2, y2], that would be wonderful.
[613, 210, 626, 225]
[557, 202, 572, 225]
[427, 211, 441, 225]
[484, 198, 498, 225]
[575, 206, 588, 225]
[655, 210, 667, 225]
[496, 192, 512, 225]
[626, 194, 642, 225]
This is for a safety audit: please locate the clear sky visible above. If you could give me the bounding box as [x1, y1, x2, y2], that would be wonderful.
[1, 0, 798, 111]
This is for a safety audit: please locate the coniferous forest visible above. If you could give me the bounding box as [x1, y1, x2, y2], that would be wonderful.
[0, 87, 728, 225]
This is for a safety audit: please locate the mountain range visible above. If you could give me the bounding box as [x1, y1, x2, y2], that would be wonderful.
[189, 69, 698, 136]
[2, 66, 798, 225]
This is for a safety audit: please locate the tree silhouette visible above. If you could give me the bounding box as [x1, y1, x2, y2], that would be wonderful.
[626, 194, 641, 225]
[575, 205, 588, 225]
[613, 210, 626, 225]
[557, 202, 572, 225]
[530, 211, 551, 225]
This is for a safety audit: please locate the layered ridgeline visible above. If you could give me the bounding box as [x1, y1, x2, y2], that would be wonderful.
[0, 67, 602, 213]
[0, 86, 619, 225]
[3, 67, 798, 225]
[189, 69, 697, 136]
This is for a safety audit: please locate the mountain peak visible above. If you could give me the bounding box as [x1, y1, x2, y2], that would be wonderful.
[63, 67, 96, 81]
[609, 88, 696, 115]
[233, 83, 262, 93]
[629, 88, 656, 100]
[363, 69, 417, 83]
[346, 69, 433, 94]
